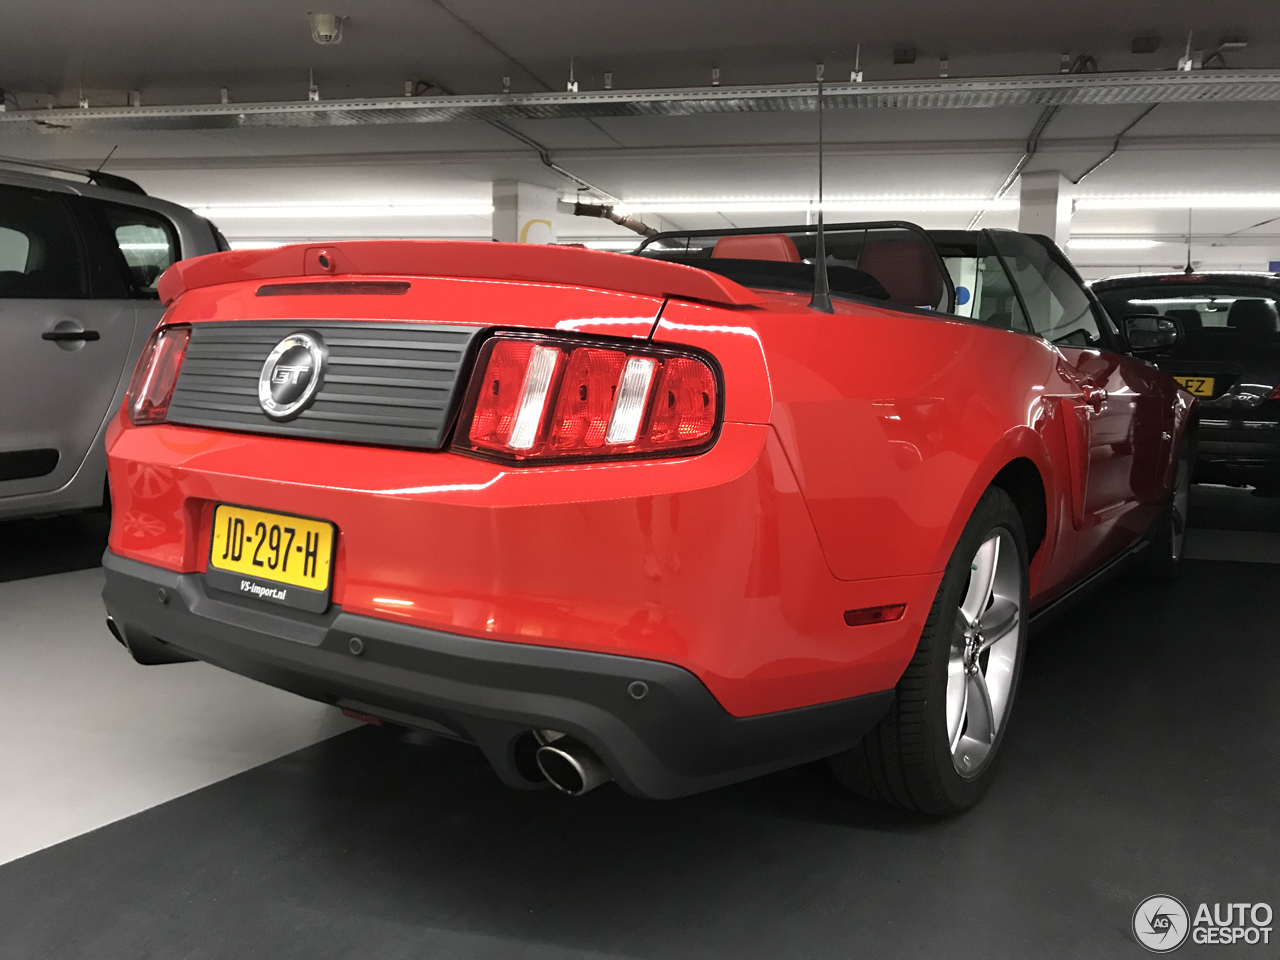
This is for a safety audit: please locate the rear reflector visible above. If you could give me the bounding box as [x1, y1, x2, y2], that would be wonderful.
[457, 333, 720, 463]
[127, 325, 191, 425]
[844, 604, 907, 627]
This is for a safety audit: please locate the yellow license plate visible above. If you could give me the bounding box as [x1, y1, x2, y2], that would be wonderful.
[1174, 376, 1215, 397]
[209, 504, 334, 595]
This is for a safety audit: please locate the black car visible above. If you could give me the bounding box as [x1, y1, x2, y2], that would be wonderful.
[1094, 272, 1280, 494]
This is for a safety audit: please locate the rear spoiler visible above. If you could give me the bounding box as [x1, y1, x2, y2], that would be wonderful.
[155, 240, 765, 308]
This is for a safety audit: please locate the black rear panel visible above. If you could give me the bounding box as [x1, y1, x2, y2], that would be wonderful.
[166, 321, 484, 450]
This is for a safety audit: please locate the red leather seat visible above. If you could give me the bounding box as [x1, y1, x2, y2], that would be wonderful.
[858, 239, 946, 309]
[711, 234, 802, 263]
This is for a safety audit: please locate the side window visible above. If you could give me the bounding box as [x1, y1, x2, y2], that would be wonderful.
[96, 202, 179, 297]
[942, 237, 1030, 332]
[0, 227, 30, 271]
[0, 185, 89, 299]
[989, 231, 1102, 347]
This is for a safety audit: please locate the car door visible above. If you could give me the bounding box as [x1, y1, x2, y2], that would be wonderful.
[0, 184, 139, 501]
[988, 230, 1166, 574]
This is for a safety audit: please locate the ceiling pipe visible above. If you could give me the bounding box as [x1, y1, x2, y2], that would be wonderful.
[564, 201, 657, 237]
[486, 118, 620, 203]
[967, 54, 1095, 229]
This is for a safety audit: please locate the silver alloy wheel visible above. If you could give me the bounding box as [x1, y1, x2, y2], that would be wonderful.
[1170, 452, 1191, 561]
[946, 527, 1022, 778]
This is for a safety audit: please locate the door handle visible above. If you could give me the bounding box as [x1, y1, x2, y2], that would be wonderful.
[42, 330, 100, 342]
[1082, 385, 1108, 411]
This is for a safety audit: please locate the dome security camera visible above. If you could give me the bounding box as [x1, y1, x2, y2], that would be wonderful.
[309, 13, 345, 45]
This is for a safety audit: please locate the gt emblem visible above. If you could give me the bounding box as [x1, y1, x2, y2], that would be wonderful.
[258, 332, 327, 420]
[271, 364, 311, 386]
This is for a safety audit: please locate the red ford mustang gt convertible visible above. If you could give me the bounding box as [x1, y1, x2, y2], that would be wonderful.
[101, 222, 1194, 813]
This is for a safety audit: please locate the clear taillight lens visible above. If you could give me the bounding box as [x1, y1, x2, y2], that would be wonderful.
[127, 325, 190, 425]
[456, 333, 720, 462]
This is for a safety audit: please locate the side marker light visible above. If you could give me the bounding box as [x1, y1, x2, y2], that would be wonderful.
[844, 604, 907, 627]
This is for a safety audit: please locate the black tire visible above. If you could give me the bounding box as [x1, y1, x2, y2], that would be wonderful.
[1130, 437, 1191, 584]
[829, 487, 1030, 815]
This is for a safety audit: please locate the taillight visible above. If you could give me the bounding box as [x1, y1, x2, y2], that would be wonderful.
[455, 333, 721, 462]
[1268, 384, 1280, 400]
[127, 325, 190, 425]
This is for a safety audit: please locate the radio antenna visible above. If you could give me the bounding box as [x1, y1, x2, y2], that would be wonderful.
[810, 64, 833, 313]
[1183, 208, 1194, 274]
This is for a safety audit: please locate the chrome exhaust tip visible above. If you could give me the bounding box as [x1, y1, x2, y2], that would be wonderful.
[534, 731, 611, 796]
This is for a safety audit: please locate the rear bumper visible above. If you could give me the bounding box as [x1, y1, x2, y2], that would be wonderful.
[102, 550, 894, 799]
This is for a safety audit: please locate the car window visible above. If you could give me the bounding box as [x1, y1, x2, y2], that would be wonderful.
[0, 185, 89, 299]
[988, 231, 1102, 347]
[97, 202, 180, 297]
[0, 226, 31, 271]
[942, 233, 1031, 332]
[1095, 284, 1280, 361]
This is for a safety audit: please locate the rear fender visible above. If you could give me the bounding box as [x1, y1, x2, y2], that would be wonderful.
[928, 425, 1063, 582]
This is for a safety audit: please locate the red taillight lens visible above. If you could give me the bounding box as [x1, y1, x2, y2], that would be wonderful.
[647, 356, 718, 446]
[1268, 384, 1280, 400]
[127, 325, 190, 425]
[548, 347, 628, 450]
[457, 334, 720, 462]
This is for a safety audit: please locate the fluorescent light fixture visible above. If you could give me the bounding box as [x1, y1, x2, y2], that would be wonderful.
[614, 197, 1019, 215]
[117, 242, 172, 251]
[1129, 297, 1234, 305]
[191, 202, 494, 219]
[1076, 194, 1280, 210]
[579, 239, 644, 250]
[1068, 238, 1164, 250]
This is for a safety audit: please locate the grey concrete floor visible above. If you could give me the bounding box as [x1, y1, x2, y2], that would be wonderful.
[0, 487, 1276, 959]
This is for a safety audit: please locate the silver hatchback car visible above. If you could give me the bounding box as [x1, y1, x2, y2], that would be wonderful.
[0, 157, 224, 520]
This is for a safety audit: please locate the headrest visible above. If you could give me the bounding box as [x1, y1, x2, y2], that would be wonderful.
[857, 239, 946, 310]
[1227, 298, 1279, 337]
[711, 233, 801, 263]
[1163, 308, 1203, 333]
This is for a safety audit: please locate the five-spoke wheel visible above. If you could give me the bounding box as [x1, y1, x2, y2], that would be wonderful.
[830, 486, 1030, 815]
[947, 528, 1022, 777]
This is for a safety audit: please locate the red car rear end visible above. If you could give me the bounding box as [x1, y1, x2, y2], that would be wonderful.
[102, 233, 1192, 812]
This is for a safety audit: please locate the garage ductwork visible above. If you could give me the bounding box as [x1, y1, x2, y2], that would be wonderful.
[3, 69, 1279, 133]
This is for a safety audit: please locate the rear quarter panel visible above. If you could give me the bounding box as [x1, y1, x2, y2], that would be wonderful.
[655, 296, 1080, 605]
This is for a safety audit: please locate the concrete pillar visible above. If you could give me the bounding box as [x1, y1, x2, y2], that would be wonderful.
[492, 181, 558, 244]
[1017, 171, 1073, 248]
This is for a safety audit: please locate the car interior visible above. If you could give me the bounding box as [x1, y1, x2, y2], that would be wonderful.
[0, 188, 87, 299]
[638, 224, 953, 311]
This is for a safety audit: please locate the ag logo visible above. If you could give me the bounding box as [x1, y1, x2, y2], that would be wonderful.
[258, 332, 326, 421]
[1134, 895, 1190, 953]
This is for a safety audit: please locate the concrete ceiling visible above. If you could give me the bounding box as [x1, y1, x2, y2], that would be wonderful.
[3, 0, 1279, 276]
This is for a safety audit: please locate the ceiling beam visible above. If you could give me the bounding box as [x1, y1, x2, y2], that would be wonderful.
[4, 70, 1279, 133]
[25, 134, 1280, 172]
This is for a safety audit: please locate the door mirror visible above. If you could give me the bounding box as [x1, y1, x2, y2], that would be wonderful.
[1124, 314, 1180, 357]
